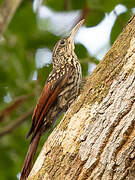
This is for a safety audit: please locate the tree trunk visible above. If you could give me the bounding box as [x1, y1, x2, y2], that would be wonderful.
[28, 15, 135, 180]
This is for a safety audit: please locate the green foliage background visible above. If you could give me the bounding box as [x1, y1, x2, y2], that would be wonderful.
[0, 0, 134, 179]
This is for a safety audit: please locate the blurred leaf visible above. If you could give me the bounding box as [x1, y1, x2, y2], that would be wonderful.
[0, 86, 7, 102]
[26, 32, 59, 50]
[75, 43, 88, 59]
[81, 63, 88, 76]
[37, 64, 52, 87]
[75, 43, 88, 76]
[0, 65, 9, 85]
[45, 0, 87, 11]
[0, 145, 15, 180]
[0, 63, 13, 101]
[45, 0, 64, 11]
[122, 0, 135, 9]
[9, 2, 37, 42]
[0, 0, 2, 5]
[86, 9, 104, 27]
[71, 0, 87, 10]
[87, 0, 121, 12]
[110, 11, 131, 44]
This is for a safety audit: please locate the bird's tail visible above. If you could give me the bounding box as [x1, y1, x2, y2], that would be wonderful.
[20, 131, 41, 180]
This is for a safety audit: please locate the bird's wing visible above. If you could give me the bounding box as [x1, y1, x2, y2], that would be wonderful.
[26, 69, 70, 139]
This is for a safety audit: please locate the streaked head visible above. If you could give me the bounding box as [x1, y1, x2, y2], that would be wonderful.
[52, 19, 85, 61]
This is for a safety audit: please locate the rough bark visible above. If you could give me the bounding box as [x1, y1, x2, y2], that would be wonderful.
[28, 15, 135, 180]
[0, 0, 22, 37]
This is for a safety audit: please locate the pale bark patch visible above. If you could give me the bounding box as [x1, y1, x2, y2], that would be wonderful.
[29, 148, 45, 177]
[79, 73, 135, 179]
[61, 106, 90, 154]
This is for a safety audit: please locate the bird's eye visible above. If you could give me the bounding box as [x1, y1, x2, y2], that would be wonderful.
[60, 40, 65, 44]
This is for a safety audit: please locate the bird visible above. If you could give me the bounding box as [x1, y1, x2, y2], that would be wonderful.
[20, 19, 84, 180]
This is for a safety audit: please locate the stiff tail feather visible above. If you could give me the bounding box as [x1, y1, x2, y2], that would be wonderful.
[20, 131, 41, 180]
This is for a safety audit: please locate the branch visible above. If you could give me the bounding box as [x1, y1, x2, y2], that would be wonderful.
[0, 0, 22, 37]
[0, 94, 34, 122]
[0, 108, 33, 137]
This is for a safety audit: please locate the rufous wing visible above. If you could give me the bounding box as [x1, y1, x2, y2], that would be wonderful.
[26, 72, 70, 139]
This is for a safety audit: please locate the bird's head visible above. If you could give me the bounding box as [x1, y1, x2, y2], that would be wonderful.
[52, 19, 85, 67]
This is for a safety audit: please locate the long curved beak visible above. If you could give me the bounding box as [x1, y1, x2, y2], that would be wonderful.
[69, 19, 85, 42]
